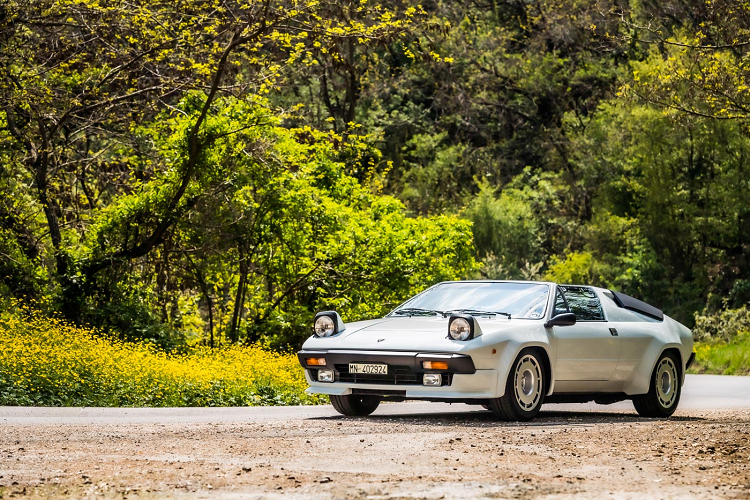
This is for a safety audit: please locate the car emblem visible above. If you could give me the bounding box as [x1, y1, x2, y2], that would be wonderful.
[377, 338, 385, 342]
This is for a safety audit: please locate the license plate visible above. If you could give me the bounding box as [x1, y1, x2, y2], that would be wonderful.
[349, 363, 388, 375]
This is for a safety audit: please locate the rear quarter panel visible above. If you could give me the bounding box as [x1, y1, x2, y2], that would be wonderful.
[616, 315, 694, 395]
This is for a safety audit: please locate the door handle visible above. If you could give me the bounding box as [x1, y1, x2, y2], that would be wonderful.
[609, 328, 619, 336]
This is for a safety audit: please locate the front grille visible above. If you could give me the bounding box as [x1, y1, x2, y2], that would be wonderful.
[334, 364, 452, 386]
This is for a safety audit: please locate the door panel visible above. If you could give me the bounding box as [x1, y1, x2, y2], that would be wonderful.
[554, 322, 622, 381]
[552, 285, 621, 382]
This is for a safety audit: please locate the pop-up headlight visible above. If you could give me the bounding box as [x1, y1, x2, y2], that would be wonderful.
[313, 311, 345, 337]
[448, 314, 475, 341]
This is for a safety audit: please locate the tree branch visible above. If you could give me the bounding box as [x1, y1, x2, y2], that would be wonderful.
[83, 22, 270, 277]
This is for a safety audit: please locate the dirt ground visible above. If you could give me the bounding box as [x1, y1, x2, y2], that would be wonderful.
[1, 406, 749, 499]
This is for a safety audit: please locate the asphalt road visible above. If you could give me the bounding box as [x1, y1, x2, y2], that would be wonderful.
[1, 374, 748, 424]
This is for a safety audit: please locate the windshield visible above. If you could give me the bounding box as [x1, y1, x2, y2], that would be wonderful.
[391, 282, 550, 320]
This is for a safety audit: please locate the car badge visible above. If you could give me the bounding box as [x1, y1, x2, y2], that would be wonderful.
[377, 338, 385, 342]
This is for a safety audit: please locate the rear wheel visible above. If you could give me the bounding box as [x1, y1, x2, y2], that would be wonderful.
[633, 351, 681, 418]
[329, 394, 381, 416]
[487, 348, 546, 421]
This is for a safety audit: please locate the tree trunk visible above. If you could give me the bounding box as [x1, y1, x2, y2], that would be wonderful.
[229, 256, 248, 343]
[185, 253, 215, 348]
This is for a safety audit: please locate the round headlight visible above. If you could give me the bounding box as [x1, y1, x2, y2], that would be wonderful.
[314, 315, 335, 337]
[449, 317, 472, 341]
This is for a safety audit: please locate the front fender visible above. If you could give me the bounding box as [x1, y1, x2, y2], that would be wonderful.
[493, 340, 555, 398]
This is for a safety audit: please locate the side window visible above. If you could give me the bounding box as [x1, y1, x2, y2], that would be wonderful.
[553, 290, 569, 316]
[561, 286, 605, 321]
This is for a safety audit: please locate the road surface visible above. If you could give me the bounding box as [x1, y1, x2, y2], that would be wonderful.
[1, 374, 748, 425]
[1, 374, 749, 499]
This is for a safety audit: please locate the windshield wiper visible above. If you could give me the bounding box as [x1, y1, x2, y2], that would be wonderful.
[392, 307, 445, 317]
[445, 309, 511, 319]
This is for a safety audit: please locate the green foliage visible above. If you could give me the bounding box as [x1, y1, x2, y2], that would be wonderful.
[693, 306, 750, 343]
[0, 227, 44, 299]
[61, 97, 476, 348]
[1, 0, 477, 349]
[0, 0, 748, 361]
[464, 180, 543, 279]
[543, 252, 594, 285]
[689, 335, 750, 376]
[562, 96, 749, 321]
[623, 1, 750, 121]
[690, 300, 750, 377]
[399, 133, 468, 214]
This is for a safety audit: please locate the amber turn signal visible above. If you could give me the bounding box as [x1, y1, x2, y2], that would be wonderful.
[306, 357, 327, 366]
[422, 361, 449, 370]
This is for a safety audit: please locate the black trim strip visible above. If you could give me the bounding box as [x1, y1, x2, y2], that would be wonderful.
[297, 350, 476, 373]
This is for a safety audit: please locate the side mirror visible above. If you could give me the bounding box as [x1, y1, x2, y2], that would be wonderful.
[544, 312, 576, 328]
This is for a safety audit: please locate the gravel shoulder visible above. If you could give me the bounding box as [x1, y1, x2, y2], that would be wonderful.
[2, 403, 749, 499]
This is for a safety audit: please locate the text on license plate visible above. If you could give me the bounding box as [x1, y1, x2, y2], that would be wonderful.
[349, 363, 388, 375]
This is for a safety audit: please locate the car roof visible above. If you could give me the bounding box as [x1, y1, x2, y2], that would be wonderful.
[436, 281, 616, 294]
[437, 279, 557, 285]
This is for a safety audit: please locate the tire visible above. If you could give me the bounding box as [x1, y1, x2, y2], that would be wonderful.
[633, 351, 682, 418]
[487, 348, 546, 421]
[329, 394, 381, 416]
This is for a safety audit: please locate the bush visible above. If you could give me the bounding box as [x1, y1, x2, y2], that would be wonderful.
[0, 304, 324, 407]
[693, 306, 750, 343]
[688, 306, 750, 376]
[543, 251, 594, 285]
[464, 180, 543, 278]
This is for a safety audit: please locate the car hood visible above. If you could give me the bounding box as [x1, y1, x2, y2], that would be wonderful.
[301, 315, 533, 352]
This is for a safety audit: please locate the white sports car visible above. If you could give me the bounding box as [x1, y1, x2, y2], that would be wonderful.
[297, 281, 695, 421]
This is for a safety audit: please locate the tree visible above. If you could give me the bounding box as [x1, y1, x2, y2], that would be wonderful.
[80, 98, 477, 347]
[619, 0, 750, 121]
[0, 0, 419, 318]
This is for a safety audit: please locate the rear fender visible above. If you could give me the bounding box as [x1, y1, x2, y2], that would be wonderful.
[622, 314, 693, 395]
[623, 342, 684, 395]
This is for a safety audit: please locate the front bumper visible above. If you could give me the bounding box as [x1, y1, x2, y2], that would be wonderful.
[298, 349, 499, 400]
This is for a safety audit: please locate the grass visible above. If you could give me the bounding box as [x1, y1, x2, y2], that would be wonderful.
[0, 304, 325, 407]
[688, 333, 750, 376]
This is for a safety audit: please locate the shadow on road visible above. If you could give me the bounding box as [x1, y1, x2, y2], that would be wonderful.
[308, 408, 705, 427]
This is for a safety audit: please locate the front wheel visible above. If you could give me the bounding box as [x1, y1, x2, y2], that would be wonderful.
[330, 394, 381, 416]
[632, 351, 682, 418]
[487, 348, 546, 421]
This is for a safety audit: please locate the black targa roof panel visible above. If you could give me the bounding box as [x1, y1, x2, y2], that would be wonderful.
[610, 290, 664, 321]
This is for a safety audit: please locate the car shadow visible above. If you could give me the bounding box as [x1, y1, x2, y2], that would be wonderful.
[309, 408, 704, 427]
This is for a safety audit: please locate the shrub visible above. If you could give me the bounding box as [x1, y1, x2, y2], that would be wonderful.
[543, 251, 594, 285]
[693, 306, 750, 343]
[689, 306, 750, 376]
[464, 180, 544, 279]
[0, 304, 324, 407]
